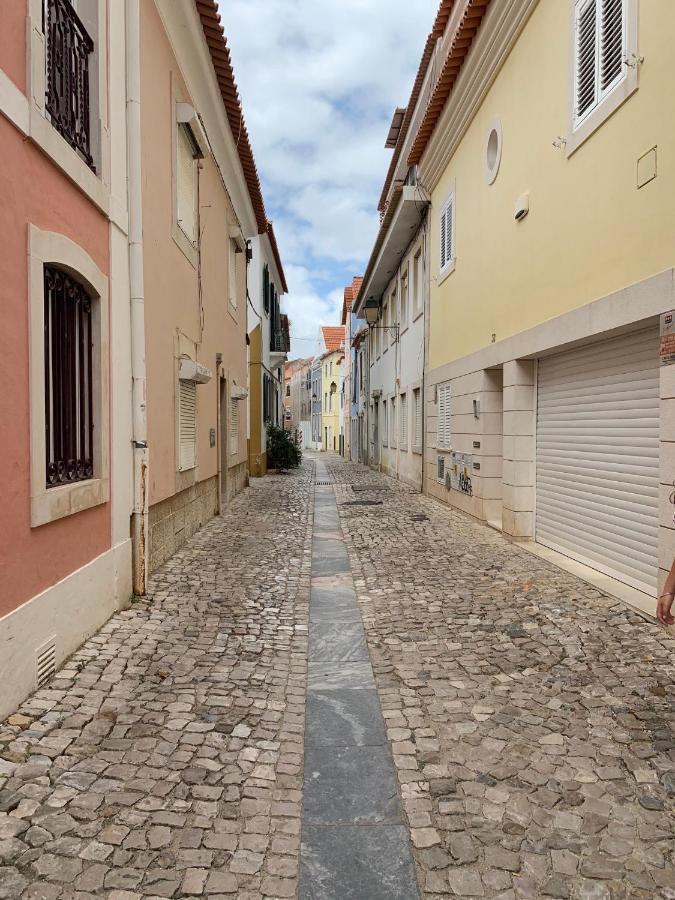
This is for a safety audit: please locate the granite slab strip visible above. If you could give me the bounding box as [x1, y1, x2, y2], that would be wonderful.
[300, 825, 419, 900]
[300, 462, 420, 899]
[309, 622, 369, 662]
[305, 689, 387, 747]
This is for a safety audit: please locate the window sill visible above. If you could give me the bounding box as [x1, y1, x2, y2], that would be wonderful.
[172, 222, 199, 267]
[566, 73, 638, 157]
[412, 446, 423, 456]
[31, 477, 108, 528]
[438, 260, 455, 286]
[29, 106, 110, 217]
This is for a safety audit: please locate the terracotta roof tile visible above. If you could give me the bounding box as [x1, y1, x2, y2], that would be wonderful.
[194, 0, 287, 292]
[321, 325, 345, 352]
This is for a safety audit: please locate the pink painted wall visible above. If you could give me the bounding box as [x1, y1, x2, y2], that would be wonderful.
[0, 116, 111, 618]
[0, 0, 27, 93]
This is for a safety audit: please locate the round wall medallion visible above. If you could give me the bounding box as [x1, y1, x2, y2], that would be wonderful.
[485, 117, 502, 185]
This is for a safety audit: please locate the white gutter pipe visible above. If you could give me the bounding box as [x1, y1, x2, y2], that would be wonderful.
[126, 0, 149, 595]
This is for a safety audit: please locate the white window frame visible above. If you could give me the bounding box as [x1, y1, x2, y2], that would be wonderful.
[412, 384, 423, 455]
[400, 267, 409, 333]
[567, 0, 638, 156]
[412, 247, 424, 321]
[399, 391, 408, 450]
[438, 186, 455, 283]
[24, 0, 110, 215]
[28, 225, 109, 527]
[436, 382, 452, 451]
[390, 395, 397, 450]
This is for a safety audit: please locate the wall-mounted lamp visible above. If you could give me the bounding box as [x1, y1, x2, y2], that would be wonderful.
[363, 297, 400, 343]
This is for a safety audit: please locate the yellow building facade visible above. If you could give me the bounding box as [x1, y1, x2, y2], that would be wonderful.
[421, 0, 675, 616]
[320, 350, 342, 453]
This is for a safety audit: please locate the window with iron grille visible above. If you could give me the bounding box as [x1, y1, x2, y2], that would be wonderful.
[44, 0, 95, 171]
[43, 265, 94, 487]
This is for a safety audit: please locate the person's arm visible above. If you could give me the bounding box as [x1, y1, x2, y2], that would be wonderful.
[657, 557, 675, 625]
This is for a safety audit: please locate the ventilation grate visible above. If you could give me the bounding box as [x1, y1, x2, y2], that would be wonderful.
[36, 637, 56, 689]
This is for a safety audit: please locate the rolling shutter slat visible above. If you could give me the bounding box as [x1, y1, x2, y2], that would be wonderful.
[536, 326, 659, 594]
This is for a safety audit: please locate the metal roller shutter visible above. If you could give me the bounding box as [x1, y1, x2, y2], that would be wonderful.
[536, 326, 659, 594]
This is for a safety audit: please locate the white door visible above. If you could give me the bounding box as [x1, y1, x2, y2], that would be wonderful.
[536, 326, 659, 595]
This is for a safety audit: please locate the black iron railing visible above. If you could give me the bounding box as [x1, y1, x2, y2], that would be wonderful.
[44, 266, 94, 487]
[45, 0, 95, 170]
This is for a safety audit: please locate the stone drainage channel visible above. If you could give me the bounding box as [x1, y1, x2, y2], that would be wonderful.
[298, 460, 420, 900]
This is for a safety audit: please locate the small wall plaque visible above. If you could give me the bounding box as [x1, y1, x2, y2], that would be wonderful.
[209, 428, 216, 447]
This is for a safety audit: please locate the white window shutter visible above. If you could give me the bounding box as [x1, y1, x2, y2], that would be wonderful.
[575, 0, 599, 122]
[230, 398, 239, 453]
[600, 0, 624, 92]
[414, 388, 422, 448]
[399, 393, 407, 447]
[437, 383, 451, 449]
[177, 126, 197, 242]
[440, 197, 454, 271]
[179, 380, 197, 470]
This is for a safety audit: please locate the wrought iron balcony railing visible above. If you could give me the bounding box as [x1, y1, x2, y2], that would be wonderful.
[45, 0, 95, 171]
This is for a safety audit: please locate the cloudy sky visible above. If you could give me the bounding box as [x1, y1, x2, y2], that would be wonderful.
[220, 0, 438, 358]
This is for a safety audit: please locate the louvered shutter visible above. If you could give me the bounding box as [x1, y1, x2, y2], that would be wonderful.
[575, 0, 598, 121]
[230, 398, 239, 453]
[536, 327, 659, 594]
[440, 198, 454, 271]
[414, 388, 422, 448]
[390, 398, 397, 448]
[177, 126, 196, 242]
[400, 393, 407, 448]
[600, 0, 624, 92]
[179, 380, 197, 470]
[437, 383, 451, 449]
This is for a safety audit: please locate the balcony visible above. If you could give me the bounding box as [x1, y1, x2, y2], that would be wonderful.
[45, 0, 95, 171]
[270, 313, 291, 358]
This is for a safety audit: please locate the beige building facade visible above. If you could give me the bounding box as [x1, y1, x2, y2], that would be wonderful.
[140, 1, 278, 573]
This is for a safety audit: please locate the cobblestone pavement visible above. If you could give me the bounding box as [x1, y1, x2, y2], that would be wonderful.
[1, 455, 675, 900]
[0, 464, 313, 899]
[324, 456, 675, 899]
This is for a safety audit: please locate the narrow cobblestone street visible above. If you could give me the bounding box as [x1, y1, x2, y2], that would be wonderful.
[1, 455, 674, 899]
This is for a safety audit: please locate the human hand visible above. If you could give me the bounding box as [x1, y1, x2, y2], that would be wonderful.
[656, 592, 675, 626]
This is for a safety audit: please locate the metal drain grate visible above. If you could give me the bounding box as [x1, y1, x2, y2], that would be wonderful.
[36, 637, 56, 688]
[341, 499, 383, 507]
[315, 481, 332, 486]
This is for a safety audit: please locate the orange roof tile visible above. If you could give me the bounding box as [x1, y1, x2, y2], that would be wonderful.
[322, 326, 345, 352]
[194, 0, 288, 293]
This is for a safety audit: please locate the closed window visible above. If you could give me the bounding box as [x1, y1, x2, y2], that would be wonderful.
[44, 265, 94, 487]
[382, 400, 388, 447]
[439, 191, 454, 277]
[390, 397, 397, 449]
[413, 249, 423, 318]
[413, 387, 422, 449]
[177, 124, 198, 243]
[574, 0, 626, 129]
[179, 379, 197, 471]
[230, 398, 239, 454]
[400, 270, 409, 330]
[437, 383, 452, 449]
[399, 392, 407, 449]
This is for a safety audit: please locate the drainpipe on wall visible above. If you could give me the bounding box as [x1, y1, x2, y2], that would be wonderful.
[126, 0, 149, 596]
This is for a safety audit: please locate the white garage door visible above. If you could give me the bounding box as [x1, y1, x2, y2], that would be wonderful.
[536, 327, 659, 594]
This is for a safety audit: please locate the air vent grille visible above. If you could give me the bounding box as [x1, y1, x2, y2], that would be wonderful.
[36, 637, 56, 689]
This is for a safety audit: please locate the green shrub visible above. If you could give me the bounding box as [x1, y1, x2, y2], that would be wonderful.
[267, 424, 302, 471]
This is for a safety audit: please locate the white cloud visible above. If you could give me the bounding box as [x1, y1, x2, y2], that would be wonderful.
[219, 0, 439, 356]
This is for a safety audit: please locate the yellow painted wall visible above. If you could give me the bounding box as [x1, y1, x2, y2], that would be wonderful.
[321, 351, 341, 451]
[426, 0, 675, 370]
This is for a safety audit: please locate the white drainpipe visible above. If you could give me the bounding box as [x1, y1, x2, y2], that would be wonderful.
[126, 0, 148, 595]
